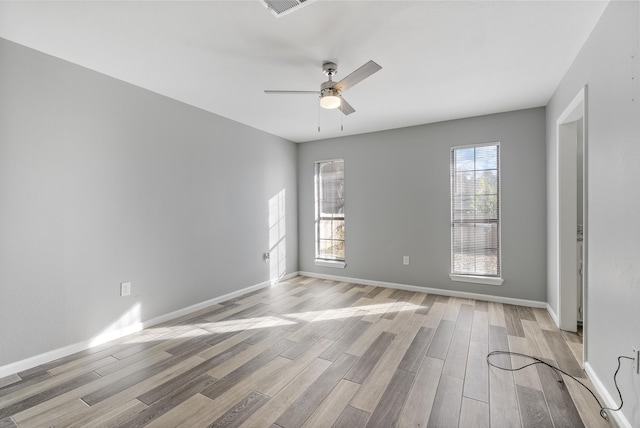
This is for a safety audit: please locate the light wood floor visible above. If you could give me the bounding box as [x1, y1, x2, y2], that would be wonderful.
[0, 276, 613, 427]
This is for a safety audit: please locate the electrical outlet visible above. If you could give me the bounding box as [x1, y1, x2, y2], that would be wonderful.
[403, 256, 410, 265]
[633, 347, 639, 375]
[120, 282, 131, 297]
[264, 252, 270, 263]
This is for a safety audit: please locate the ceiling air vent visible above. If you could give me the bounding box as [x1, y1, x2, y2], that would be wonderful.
[261, 0, 316, 17]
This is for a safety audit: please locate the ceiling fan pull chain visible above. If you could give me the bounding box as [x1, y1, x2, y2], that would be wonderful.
[317, 99, 321, 132]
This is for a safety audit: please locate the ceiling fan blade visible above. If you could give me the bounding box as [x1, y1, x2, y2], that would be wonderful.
[264, 90, 320, 95]
[334, 60, 382, 93]
[339, 97, 355, 115]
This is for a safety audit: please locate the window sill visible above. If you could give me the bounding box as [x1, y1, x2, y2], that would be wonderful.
[315, 260, 346, 269]
[450, 274, 503, 286]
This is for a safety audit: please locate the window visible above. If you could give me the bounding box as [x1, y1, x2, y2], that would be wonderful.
[450, 143, 502, 285]
[315, 159, 345, 267]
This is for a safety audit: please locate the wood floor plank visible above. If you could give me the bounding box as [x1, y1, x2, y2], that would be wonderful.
[0, 371, 100, 420]
[0, 371, 64, 407]
[397, 326, 435, 373]
[345, 318, 393, 357]
[187, 357, 290, 426]
[322, 313, 366, 341]
[38, 353, 205, 427]
[364, 285, 384, 299]
[426, 319, 455, 360]
[422, 301, 445, 329]
[471, 309, 489, 344]
[196, 328, 261, 360]
[414, 293, 437, 316]
[426, 374, 463, 428]
[542, 329, 586, 379]
[463, 340, 489, 403]
[332, 406, 370, 428]
[280, 329, 324, 359]
[114, 375, 219, 428]
[363, 368, 414, 428]
[82, 345, 207, 406]
[516, 384, 554, 428]
[14, 341, 123, 381]
[144, 393, 214, 428]
[206, 329, 289, 379]
[0, 374, 21, 391]
[320, 320, 371, 361]
[95, 325, 209, 377]
[533, 307, 557, 330]
[521, 319, 555, 360]
[301, 379, 360, 428]
[442, 327, 471, 379]
[563, 374, 613, 428]
[201, 339, 294, 401]
[488, 325, 511, 366]
[441, 298, 460, 321]
[18, 397, 88, 428]
[504, 304, 526, 338]
[455, 304, 475, 331]
[349, 313, 424, 413]
[459, 397, 489, 428]
[0, 418, 16, 428]
[488, 325, 522, 428]
[73, 399, 147, 428]
[274, 353, 358, 428]
[147, 356, 291, 427]
[256, 338, 333, 398]
[508, 335, 543, 391]
[397, 356, 444, 427]
[235, 358, 332, 428]
[488, 302, 507, 327]
[535, 359, 585, 428]
[517, 305, 537, 321]
[207, 391, 269, 428]
[137, 341, 249, 405]
[344, 332, 395, 384]
[474, 299, 489, 312]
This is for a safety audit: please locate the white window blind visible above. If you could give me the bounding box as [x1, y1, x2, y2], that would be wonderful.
[315, 159, 345, 262]
[451, 143, 500, 278]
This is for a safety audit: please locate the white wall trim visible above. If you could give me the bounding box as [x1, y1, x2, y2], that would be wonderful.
[449, 274, 504, 286]
[0, 272, 299, 379]
[584, 362, 632, 428]
[314, 260, 346, 269]
[299, 271, 546, 308]
[546, 303, 560, 328]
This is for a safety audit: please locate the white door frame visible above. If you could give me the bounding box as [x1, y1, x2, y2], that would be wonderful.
[556, 86, 587, 350]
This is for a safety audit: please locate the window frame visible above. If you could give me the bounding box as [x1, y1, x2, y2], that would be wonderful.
[449, 142, 503, 285]
[314, 159, 346, 268]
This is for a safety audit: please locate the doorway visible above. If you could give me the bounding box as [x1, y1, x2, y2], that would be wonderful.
[556, 87, 587, 348]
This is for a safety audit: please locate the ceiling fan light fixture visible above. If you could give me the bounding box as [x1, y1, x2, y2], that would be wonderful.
[320, 94, 341, 109]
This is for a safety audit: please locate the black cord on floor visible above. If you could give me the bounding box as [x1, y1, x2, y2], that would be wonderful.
[486, 350, 634, 420]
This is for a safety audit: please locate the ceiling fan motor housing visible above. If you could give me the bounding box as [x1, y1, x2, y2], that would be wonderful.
[321, 81, 339, 94]
[322, 62, 338, 77]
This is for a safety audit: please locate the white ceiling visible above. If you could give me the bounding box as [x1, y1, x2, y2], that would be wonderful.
[0, 1, 609, 143]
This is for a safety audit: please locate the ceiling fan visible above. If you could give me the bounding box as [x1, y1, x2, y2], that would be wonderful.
[264, 60, 382, 115]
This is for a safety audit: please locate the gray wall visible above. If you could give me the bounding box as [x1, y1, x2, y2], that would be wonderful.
[546, 1, 640, 425]
[0, 38, 298, 367]
[298, 108, 547, 302]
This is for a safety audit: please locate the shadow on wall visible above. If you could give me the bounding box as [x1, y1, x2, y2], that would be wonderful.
[269, 189, 286, 284]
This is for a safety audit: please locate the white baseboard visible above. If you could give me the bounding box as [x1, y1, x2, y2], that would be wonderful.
[298, 271, 547, 308]
[0, 273, 298, 379]
[584, 362, 632, 428]
[546, 303, 560, 327]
